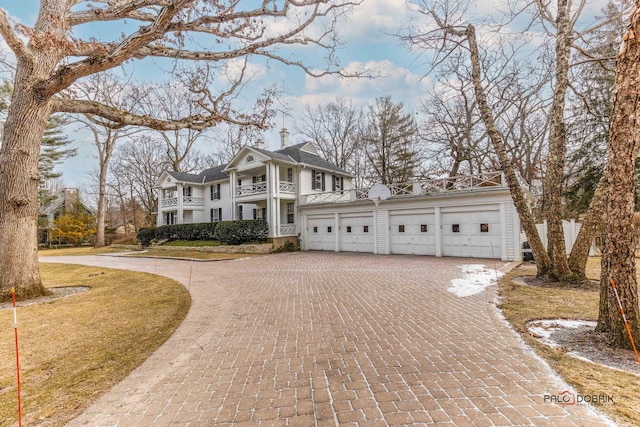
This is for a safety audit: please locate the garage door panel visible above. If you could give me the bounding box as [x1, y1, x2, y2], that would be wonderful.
[307, 217, 335, 251]
[442, 211, 501, 258]
[389, 213, 436, 255]
[339, 215, 374, 253]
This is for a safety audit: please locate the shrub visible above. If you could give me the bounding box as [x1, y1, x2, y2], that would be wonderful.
[155, 223, 218, 241]
[215, 220, 268, 245]
[137, 227, 156, 247]
[273, 240, 298, 253]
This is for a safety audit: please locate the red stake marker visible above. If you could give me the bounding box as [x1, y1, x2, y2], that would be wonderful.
[12, 287, 23, 427]
[610, 279, 640, 365]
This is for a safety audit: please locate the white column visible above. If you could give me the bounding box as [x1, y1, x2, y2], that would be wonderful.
[230, 172, 237, 220]
[435, 206, 442, 257]
[266, 163, 278, 237]
[176, 183, 183, 224]
[334, 213, 340, 252]
[500, 202, 508, 261]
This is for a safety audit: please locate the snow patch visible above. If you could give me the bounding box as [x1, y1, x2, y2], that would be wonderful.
[448, 264, 504, 297]
[526, 319, 597, 348]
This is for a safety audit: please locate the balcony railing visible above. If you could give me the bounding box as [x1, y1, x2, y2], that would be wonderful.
[280, 224, 297, 236]
[183, 196, 204, 206]
[237, 182, 267, 196]
[300, 171, 523, 206]
[279, 181, 296, 193]
[160, 196, 204, 208]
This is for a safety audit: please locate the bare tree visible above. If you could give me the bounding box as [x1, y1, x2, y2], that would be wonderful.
[213, 124, 263, 165]
[0, 1, 362, 300]
[295, 97, 364, 171]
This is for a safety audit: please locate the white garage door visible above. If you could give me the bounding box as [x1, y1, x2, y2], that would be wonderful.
[389, 213, 436, 255]
[339, 215, 374, 253]
[442, 210, 501, 258]
[306, 216, 336, 251]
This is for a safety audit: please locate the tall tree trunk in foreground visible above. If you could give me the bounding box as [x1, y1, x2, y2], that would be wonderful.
[567, 171, 608, 277]
[543, 0, 573, 280]
[466, 25, 552, 275]
[596, 2, 640, 348]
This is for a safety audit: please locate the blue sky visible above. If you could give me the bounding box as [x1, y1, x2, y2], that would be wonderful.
[1, 0, 613, 189]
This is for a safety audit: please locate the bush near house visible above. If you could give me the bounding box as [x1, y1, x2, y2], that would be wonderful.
[136, 220, 268, 246]
[214, 220, 268, 245]
[50, 212, 96, 246]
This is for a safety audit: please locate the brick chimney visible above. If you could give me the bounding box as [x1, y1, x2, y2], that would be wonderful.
[280, 128, 289, 148]
[63, 188, 79, 212]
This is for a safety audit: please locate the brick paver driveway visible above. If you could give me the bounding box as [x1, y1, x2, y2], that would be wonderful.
[41, 252, 613, 426]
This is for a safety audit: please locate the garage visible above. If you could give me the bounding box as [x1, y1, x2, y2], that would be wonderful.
[339, 214, 374, 253]
[306, 216, 335, 251]
[441, 209, 501, 258]
[389, 212, 436, 255]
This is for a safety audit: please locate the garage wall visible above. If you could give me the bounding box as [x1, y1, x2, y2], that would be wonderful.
[300, 189, 522, 261]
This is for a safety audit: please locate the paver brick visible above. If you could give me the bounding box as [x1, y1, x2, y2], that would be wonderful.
[54, 253, 613, 427]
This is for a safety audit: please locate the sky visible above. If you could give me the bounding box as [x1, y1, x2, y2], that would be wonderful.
[1, 0, 615, 190]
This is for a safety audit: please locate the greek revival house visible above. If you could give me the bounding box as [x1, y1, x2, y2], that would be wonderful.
[155, 129, 353, 239]
[155, 130, 528, 261]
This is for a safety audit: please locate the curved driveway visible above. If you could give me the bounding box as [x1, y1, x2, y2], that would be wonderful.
[41, 252, 613, 426]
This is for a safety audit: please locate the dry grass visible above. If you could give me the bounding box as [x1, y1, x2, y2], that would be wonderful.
[122, 249, 257, 260]
[499, 259, 640, 426]
[0, 263, 190, 426]
[38, 247, 128, 257]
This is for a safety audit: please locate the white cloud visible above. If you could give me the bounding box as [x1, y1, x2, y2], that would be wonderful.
[341, 0, 413, 42]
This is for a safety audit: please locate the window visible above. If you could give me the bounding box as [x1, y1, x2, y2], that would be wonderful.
[452, 224, 460, 233]
[332, 175, 342, 192]
[287, 168, 293, 183]
[313, 226, 318, 233]
[210, 208, 221, 222]
[210, 184, 221, 200]
[165, 212, 176, 225]
[311, 170, 325, 190]
[237, 205, 243, 220]
[327, 226, 332, 233]
[287, 202, 295, 224]
[253, 174, 266, 183]
[480, 223, 489, 233]
[363, 225, 369, 233]
[183, 186, 192, 196]
[421, 224, 428, 233]
[252, 208, 266, 220]
[346, 226, 352, 233]
[398, 225, 405, 233]
[246, 155, 255, 163]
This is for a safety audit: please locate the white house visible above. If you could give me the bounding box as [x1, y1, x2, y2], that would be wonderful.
[155, 130, 529, 261]
[155, 129, 354, 240]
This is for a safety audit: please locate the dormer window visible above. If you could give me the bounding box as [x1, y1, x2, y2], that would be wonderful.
[246, 155, 255, 163]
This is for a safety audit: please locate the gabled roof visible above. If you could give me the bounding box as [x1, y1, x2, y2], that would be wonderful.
[166, 164, 229, 184]
[276, 143, 352, 176]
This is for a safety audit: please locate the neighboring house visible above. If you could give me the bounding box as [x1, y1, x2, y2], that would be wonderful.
[38, 188, 94, 244]
[154, 129, 353, 239]
[155, 129, 529, 261]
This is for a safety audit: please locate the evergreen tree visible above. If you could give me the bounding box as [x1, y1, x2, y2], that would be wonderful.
[38, 116, 77, 207]
[362, 96, 421, 184]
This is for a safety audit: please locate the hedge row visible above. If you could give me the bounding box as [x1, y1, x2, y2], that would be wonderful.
[137, 220, 268, 246]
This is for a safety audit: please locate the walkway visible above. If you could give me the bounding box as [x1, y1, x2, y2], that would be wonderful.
[38, 252, 613, 426]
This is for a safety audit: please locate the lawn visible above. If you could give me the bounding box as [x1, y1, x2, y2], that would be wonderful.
[0, 263, 190, 426]
[499, 258, 640, 426]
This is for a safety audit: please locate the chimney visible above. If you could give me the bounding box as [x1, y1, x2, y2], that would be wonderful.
[254, 138, 264, 149]
[280, 128, 289, 148]
[64, 188, 79, 212]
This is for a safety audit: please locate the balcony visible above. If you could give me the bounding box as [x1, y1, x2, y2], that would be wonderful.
[160, 196, 204, 208]
[279, 181, 296, 193]
[237, 181, 267, 196]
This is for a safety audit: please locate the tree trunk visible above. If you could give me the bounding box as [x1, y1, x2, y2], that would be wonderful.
[567, 171, 607, 277]
[0, 70, 52, 301]
[466, 25, 552, 275]
[597, 3, 640, 348]
[543, 0, 573, 281]
[94, 162, 108, 248]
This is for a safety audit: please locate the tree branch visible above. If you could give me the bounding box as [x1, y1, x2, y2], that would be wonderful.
[0, 8, 32, 66]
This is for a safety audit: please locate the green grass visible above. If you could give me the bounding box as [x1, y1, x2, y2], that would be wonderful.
[0, 263, 190, 426]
